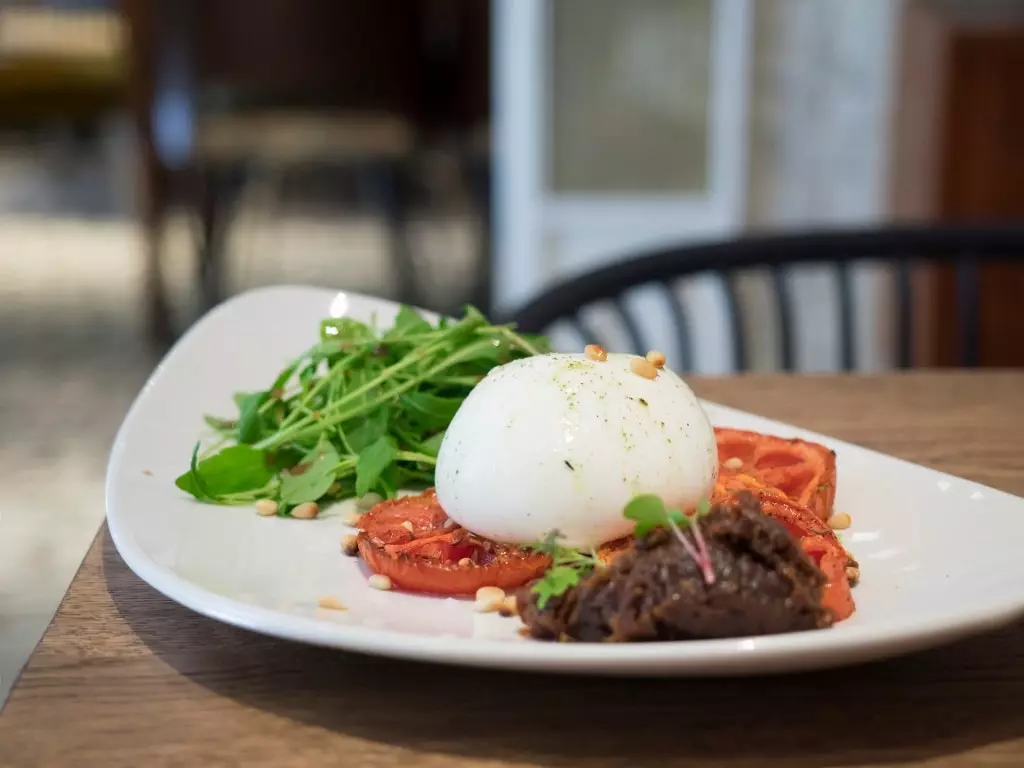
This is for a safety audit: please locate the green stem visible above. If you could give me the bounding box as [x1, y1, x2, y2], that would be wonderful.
[499, 326, 544, 357]
[396, 451, 437, 465]
[255, 319, 485, 449]
[268, 338, 495, 448]
[199, 436, 231, 460]
[277, 353, 363, 429]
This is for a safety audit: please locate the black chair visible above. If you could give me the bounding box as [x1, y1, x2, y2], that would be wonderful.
[504, 225, 1024, 372]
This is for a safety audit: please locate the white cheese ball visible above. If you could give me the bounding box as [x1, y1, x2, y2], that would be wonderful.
[434, 353, 718, 549]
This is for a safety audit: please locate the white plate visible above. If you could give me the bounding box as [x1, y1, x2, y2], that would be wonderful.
[106, 286, 1024, 676]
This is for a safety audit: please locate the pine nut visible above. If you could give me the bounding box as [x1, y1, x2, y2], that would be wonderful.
[318, 596, 346, 611]
[722, 457, 743, 470]
[476, 586, 505, 603]
[829, 512, 852, 530]
[342, 509, 363, 526]
[584, 344, 607, 362]
[630, 357, 658, 379]
[645, 350, 666, 368]
[457, 557, 474, 567]
[499, 595, 518, 617]
[401, 520, 415, 533]
[255, 499, 279, 517]
[341, 534, 359, 556]
[292, 501, 319, 520]
[368, 574, 392, 591]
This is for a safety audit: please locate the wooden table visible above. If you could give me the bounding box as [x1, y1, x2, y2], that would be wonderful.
[4, 373, 1024, 768]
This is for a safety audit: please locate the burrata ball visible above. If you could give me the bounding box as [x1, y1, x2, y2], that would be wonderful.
[434, 353, 717, 549]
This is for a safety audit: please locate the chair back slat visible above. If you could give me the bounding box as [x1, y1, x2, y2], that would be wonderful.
[659, 282, 694, 371]
[770, 266, 795, 371]
[720, 273, 747, 372]
[504, 226, 1024, 372]
[613, 295, 646, 356]
[835, 261, 856, 372]
[895, 258, 914, 369]
[569, 312, 599, 350]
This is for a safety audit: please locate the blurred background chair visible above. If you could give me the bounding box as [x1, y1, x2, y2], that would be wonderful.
[119, 0, 491, 344]
[0, 5, 124, 130]
[506, 225, 1024, 373]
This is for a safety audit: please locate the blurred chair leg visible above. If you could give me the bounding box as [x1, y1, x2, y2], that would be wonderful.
[196, 164, 230, 312]
[364, 159, 420, 307]
[143, 166, 175, 347]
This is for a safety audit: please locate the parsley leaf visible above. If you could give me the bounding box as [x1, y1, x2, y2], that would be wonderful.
[535, 528, 563, 558]
[529, 529, 599, 609]
[532, 566, 583, 610]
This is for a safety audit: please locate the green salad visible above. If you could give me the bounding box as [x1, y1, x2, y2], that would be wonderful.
[176, 305, 549, 516]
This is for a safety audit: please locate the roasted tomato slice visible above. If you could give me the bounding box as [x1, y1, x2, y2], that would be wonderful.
[802, 535, 855, 622]
[713, 489, 856, 622]
[356, 490, 550, 595]
[715, 427, 837, 521]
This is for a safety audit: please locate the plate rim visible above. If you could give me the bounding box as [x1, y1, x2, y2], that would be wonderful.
[104, 285, 1024, 676]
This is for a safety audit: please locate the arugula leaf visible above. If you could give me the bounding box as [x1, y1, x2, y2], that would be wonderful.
[265, 445, 305, 474]
[320, 317, 375, 343]
[176, 444, 272, 501]
[418, 430, 446, 458]
[399, 392, 463, 429]
[386, 305, 433, 338]
[236, 391, 268, 444]
[280, 438, 340, 505]
[356, 436, 398, 498]
[345, 407, 390, 452]
[623, 494, 688, 536]
[203, 415, 237, 432]
[298, 361, 319, 390]
[269, 358, 301, 393]
[307, 340, 347, 361]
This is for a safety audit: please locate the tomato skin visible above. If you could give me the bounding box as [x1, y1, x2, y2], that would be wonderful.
[714, 427, 837, 521]
[802, 535, 855, 622]
[355, 490, 550, 595]
[356, 535, 550, 594]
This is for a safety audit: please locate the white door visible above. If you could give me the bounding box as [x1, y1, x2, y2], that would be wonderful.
[493, 0, 752, 312]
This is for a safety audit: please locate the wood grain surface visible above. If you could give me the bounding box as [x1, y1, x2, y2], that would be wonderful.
[4, 373, 1024, 768]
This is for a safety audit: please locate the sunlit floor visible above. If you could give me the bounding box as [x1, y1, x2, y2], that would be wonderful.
[0, 130, 478, 706]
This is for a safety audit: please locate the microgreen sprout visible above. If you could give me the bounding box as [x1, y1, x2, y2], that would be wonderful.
[624, 494, 716, 585]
